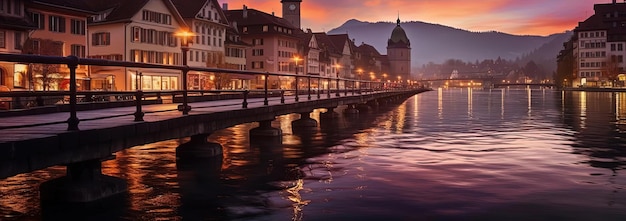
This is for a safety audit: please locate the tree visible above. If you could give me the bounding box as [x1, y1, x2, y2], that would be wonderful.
[22, 38, 64, 91]
[604, 55, 622, 86]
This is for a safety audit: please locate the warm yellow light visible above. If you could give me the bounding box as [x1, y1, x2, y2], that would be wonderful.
[175, 30, 195, 46]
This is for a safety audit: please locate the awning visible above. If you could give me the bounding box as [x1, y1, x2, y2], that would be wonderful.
[229, 74, 255, 80]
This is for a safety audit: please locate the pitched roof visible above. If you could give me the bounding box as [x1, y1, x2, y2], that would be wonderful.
[171, 0, 229, 26]
[0, 15, 37, 30]
[85, 0, 187, 28]
[29, 0, 95, 14]
[356, 43, 381, 57]
[225, 7, 295, 29]
[328, 34, 351, 54]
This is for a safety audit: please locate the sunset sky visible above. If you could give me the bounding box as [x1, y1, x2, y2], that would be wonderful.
[223, 0, 612, 36]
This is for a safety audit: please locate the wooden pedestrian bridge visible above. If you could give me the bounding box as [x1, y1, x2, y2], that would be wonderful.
[0, 54, 429, 204]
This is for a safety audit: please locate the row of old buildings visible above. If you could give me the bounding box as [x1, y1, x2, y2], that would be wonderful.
[0, 0, 412, 92]
[557, 0, 626, 88]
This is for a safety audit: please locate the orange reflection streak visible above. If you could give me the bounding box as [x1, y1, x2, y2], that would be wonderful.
[438, 88, 443, 119]
[395, 101, 407, 133]
[284, 179, 310, 221]
[580, 91, 587, 129]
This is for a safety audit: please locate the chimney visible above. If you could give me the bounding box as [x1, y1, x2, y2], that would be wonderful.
[306, 28, 312, 33]
[222, 3, 228, 10]
[243, 5, 247, 18]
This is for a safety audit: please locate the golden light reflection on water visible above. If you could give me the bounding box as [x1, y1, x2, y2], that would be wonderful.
[395, 102, 407, 132]
[467, 87, 473, 118]
[527, 87, 532, 117]
[438, 88, 443, 119]
[580, 91, 587, 129]
[284, 179, 310, 221]
[501, 88, 505, 119]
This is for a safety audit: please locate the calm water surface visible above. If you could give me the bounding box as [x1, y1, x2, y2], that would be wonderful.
[2, 88, 626, 220]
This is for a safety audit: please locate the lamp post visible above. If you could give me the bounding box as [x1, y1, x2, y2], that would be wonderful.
[176, 30, 194, 115]
[294, 56, 301, 102]
[334, 64, 341, 97]
[356, 68, 363, 95]
[383, 73, 388, 90]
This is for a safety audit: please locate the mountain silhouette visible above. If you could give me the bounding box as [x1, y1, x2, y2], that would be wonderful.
[328, 19, 572, 72]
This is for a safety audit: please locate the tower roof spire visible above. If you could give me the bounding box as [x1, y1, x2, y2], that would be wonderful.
[397, 11, 400, 25]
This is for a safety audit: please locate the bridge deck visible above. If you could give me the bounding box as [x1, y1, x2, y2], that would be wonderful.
[0, 94, 301, 143]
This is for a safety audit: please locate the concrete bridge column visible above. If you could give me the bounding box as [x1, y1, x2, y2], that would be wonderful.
[320, 107, 340, 119]
[356, 103, 372, 113]
[344, 104, 359, 115]
[250, 119, 282, 137]
[250, 119, 282, 145]
[176, 134, 223, 159]
[292, 112, 318, 128]
[39, 158, 127, 203]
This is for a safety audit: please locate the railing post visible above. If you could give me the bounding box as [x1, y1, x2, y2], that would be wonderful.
[156, 92, 163, 103]
[327, 78, 331, 98]
[242, 90, 249, 108]
[307, 75, 312, 100]
[36, 96, 44, 106]
[264, 72, 269, 106]
[295, 76, 299, 102]
[12, 96, 23, 109]
[345, 80, 348, 96]
[281, 90, 285, 104]
[336, 78, 340, 97]
[66, 56, 79, 131]
[317, 77, 321, 99]
[134, 90, 144, 121]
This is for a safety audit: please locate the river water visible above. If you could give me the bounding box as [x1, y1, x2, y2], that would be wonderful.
[2, 88, 626, 220]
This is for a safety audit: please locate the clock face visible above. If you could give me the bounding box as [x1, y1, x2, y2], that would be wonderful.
[289, 4, 296, 10]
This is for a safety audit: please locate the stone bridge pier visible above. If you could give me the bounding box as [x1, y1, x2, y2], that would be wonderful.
[39, 158, 127, 204]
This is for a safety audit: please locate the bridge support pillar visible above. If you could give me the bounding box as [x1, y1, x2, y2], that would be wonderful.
[356, 103, 372, 112]
[40, 158, 127, 203]
[250, 119, 282, 137]
[250, 119, 282, 145]
[367, 100, 379, 108]
[292, 112, 318, 128]
[343, 104, 359, 115]
[176, 134, 223, 159]
[320, 107, 340, 119]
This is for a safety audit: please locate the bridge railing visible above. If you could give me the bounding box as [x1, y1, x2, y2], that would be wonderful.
[0, 53, 414, 130]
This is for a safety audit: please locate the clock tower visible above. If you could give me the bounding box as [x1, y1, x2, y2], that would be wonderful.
[281, 0, 302, 29]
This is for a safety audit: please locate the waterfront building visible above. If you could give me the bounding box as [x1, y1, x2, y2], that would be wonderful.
[0, 0, 36, 90]
[564, 0, 626, 87]
[353, 42, 385, 82]
[328, 34, 355, 79]
[171, 0, 248, 90]
[313, 32, 345, 84]
[224, 15, 252, 89]
[84, 0, 187, 91]
[24, 0, 94, 91]
[387, 17, 412, 82]
[224, 5, 301, 89]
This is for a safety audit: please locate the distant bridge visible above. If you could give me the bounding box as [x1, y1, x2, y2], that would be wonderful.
[493, 83, 555, 88]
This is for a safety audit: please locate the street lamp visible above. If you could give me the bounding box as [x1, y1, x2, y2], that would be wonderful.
[334, 64, 341, 97]
[293, 56, 302, 102]
[176, 30, 194, 115]
[356, 68, 363, 94]
[383, 73, 387, 90]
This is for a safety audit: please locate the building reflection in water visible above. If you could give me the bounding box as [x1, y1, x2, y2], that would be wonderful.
[561, 91, 626, 171]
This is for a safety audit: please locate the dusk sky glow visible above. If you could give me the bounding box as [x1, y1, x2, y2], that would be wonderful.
[223, 0, 612, 36]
